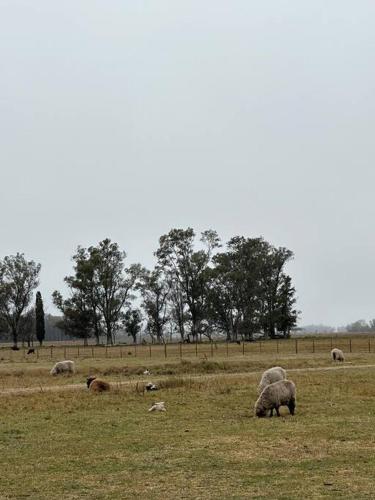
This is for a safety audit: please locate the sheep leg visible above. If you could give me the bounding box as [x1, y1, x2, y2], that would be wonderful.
[275, 406, 281, 417]
[288, 399, 295, 416]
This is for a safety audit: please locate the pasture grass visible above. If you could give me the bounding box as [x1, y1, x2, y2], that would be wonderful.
[1, 351, 375, 390]
[1, 359, 375, 498]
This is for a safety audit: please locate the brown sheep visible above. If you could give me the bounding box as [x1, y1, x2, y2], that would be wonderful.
[87, 376, 110, 392]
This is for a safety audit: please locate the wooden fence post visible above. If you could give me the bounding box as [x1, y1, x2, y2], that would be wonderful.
[149, 345, 152, 358]
[211, 341, 214, 357]
[179, 343, 182, 358]
[196, 341, 198, 357]
[77, 346, 80, 357]
[64, 346, 67, 359]
[349, 339, 352, 353]
[50, 346, 53, 359]
[242, 342, 245, 356]
[164, 343, 167, 359]
[295, 339, 298, 354]
[106, 346, 108, 358]
[134, 344, 137, 357]
[226, 342, 229, 357]
[92, 346, 94, 358]
[369, 339, 371, 353]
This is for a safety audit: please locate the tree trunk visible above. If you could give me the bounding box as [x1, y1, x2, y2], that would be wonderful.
[12, 327, 18, 348]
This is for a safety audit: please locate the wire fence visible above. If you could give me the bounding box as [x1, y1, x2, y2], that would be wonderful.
[0, 336, 374, 363]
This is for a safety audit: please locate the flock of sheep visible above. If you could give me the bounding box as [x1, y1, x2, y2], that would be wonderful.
[49, 347, 346, 417]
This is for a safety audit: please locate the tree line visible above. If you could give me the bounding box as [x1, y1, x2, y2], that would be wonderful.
[0, 228, 298, 347]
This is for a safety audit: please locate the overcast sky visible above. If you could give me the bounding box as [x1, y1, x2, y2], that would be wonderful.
[1, 1, 375, 326]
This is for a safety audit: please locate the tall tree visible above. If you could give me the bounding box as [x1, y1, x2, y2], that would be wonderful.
[0, 254, 41, 348]
[141, 268, 170, 343]
[54, 239, 143, 345]
[35, 291, 45, 346]
[123, 308, 142, 344]
[156, 228, 220, 342]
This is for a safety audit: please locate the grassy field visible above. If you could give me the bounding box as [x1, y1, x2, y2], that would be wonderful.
[1, 353, 375, 498]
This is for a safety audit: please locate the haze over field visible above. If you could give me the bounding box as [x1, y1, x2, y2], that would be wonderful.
[1, 1, 375, 326]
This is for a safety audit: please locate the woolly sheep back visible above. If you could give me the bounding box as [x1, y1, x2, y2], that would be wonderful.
[258, 366, 287, 394]
[87, 376, 110, 392]
[50, 360, 75, 376]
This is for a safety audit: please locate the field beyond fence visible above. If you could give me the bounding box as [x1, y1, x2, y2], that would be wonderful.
[1, 335, 374, 363]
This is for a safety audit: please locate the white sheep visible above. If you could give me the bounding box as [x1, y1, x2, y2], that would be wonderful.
[258, 366, 287, 394]
[331, 348, 344, 362]
[255, 379, 296, 417]
[50, 360, 75, 376]
[148, 402, 166, 412]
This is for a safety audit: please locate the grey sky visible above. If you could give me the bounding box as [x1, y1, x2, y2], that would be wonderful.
[1, 1, 375, 326]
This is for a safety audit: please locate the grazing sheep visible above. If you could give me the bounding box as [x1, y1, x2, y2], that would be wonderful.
[50, 360, 75, 376]
[148, 402, 166, 412]
[87, 376, 110, 392]
[258, 366, 287, 394]
[255, 379, 296, 418]
[331, 348, 344, 362]
[145, 382, 158, 391]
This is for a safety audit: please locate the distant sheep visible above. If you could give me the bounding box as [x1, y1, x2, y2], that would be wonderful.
[258, 366, 287, 394]
[145, 382, 158, 391]
[143, 369, 151, 376]
[331, 348, 344, 362]
[27, 348, 35, 355]
[148, 402, 166, 412]
[87, 376, 110, 392]
[50, 360, 75, 376]
[255, 379, 296, 418]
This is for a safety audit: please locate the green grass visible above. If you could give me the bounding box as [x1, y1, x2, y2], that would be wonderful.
[1, 358, 375, 498]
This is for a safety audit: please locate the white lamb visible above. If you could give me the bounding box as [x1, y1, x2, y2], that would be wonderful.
[50, 360, 75, 376]
[148, 402, 166, 412]
[258, 366, 287, 394]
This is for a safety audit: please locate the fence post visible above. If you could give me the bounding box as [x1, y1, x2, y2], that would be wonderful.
[242, 342, 245, 356]
[349, 339, 352, 353]
[64, 346, 67, 359]
[226, 342, 229, 357]
[259, 342, 262, 353]
[134, 344, 137, 357]
[149, 345, 152, 358]
[164, 343, 167, 359]
[78, 346, 80, 358]
[369, 339, 371, 353]
[196, 341, 198, 357]
[92, 346, 94, 358]
[179, 343, 182, 358]
[50, 346, 53, 359]
[36, 349, 39, 360]
[312, 339, 315, 353]
[295, 339, 298, 354]
[106, 346, 108, 358]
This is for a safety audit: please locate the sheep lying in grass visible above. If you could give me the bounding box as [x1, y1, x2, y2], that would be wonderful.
[255, 379, 296, 418]
[86, 376, 110, 392]
[148, 402, 166, 412]
[50, 360, 75, 376]
[145, 382, 158, 391]
[331, 348, 344, 362]
[258, 366, 287, 394]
